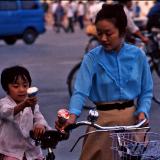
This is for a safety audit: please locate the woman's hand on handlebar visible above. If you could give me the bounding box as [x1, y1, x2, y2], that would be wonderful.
[137, 112, 149, 126]
[55, 113, 77, 133]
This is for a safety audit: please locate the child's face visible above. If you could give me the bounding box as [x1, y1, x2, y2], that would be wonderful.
[8, 76, 30, 103]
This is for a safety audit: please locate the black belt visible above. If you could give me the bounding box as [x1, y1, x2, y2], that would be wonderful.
[96, 100, 134, 111]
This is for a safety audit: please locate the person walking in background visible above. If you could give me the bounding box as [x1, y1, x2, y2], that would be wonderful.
[55, 3, 153, 160]
[52, 0, 66, 33]
[66, 0, 75, 33]
[51, 0, 58, 30]
[0, 65, 50, 160]
[86, 0, 105, 23]
[133, 1, 141, 17]
[70, 0, 78, 24]
[86, 0, 97, 23]
[77, 1, 85, 30]
[42, 0, 49, 13]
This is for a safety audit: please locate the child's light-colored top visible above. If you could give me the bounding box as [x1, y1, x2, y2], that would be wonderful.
[0, 96, 49, 160]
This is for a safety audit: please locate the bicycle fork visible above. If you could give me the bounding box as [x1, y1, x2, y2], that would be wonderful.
[46, 148, 55, 160]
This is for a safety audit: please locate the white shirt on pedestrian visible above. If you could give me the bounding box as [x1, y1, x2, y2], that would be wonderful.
[124, 6, 139, 33]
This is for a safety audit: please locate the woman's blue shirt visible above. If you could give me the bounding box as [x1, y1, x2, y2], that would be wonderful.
[69, 43, 153, 118]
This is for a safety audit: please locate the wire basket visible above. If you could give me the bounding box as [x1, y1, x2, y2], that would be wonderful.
[111, 131, 160, 160]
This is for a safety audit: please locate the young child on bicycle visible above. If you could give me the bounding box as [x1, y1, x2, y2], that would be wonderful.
[0, 65, 50, 160]
[56, 3, 153, 160]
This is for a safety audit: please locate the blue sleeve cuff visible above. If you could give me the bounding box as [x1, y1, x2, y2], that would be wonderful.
[69, 108, 81, 116]
[134, 101, 151, 118]
[134, 108, 149, 118]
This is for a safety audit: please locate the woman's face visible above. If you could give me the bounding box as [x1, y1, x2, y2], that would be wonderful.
[8, 76, 29, 103]
[96, 19, 124, 52]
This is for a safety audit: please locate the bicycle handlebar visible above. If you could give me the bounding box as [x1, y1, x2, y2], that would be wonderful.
[68, 119, 150, 152]
[30, 117, 149, 152]
[66, 119, 148, 131]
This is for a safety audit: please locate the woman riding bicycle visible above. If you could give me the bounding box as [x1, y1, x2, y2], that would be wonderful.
[56, 3, 153, 160]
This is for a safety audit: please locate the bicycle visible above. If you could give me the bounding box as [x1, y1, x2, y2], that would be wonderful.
[66, 29, 160, 105]
[30, 109, 155, 160]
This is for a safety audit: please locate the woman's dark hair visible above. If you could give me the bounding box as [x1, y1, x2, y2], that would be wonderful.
[1, 65, 32, 92]
[95, 3, 127, 36]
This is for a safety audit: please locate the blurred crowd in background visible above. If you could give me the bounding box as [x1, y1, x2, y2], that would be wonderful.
[41, 0, 155, 33]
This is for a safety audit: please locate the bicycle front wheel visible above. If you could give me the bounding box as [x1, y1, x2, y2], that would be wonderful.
[67, 62, 81, 96]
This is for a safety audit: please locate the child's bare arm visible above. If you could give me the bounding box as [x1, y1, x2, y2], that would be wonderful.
[14, 97, 37, 115]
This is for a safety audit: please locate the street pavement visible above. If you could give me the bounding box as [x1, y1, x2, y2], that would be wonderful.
[0, 26, 159, 160]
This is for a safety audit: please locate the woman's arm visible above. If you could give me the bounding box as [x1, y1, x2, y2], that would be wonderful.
[69, 54, 95, 116]
[135, 54, 153, 119]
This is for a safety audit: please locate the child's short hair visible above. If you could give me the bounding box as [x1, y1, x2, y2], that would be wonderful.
[1, 65, 32, 92]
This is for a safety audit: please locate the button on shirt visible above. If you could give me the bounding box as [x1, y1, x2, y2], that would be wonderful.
[69, 43, 153, 117]
[0, 96, 49, 160]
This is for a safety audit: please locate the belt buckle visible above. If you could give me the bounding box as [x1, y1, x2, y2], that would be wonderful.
[115, 103, 121, 110]
[116, 102, 126, 110]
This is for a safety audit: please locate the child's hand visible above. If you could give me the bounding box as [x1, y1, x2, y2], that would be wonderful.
[33, 124, 46, 138]
[14, 97, 37, 115]
[23, 96, 37, 108]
